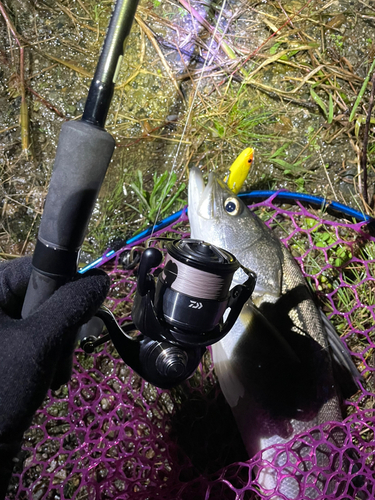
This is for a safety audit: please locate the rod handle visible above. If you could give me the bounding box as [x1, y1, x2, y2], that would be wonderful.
[22, 120, 115, 317]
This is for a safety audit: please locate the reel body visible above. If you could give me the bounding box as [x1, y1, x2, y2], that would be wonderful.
[82, 238, 256, 389]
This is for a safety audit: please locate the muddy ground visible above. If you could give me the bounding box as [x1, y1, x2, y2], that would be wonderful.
[1, 0, 375, 261]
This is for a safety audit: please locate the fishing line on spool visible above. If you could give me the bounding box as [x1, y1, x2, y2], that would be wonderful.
[149, 0, 228, 237]
[163, 254, 230, 300]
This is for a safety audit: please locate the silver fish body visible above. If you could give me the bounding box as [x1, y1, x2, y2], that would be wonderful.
[188, 168, 344, 498]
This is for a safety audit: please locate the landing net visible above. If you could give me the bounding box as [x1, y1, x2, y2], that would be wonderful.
[7, 193, 375, 500]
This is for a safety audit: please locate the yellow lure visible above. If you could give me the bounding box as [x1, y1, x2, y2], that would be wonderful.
[224, 147, 254, 194]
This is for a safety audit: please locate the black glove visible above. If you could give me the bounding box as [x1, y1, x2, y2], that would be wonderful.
[0, 257, 110, 499]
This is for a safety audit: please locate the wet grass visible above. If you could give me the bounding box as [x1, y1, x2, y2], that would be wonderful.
[1, 1, 375, 322]
[128, 169, 186, 231]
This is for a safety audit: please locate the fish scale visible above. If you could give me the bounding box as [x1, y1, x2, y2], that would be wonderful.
[188, 167, 355, 499]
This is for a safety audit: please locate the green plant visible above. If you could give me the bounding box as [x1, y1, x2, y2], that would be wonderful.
[93, 4, 105, 22]
[265, 143, 311, 174]
[310, 87, 334, 124]
[328, 259, 375, 333]
[306, 126, 320, 152]
[328, 33, 344, 52]
[302, 218, 353, 267]
[129, 170, 186, 231]
[349, 58, 375, 122]
[178, 7, 187, 17]
[295, 177, 305, 192]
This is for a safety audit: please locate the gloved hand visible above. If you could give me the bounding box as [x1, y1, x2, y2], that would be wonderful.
[0, 257, 110, 499]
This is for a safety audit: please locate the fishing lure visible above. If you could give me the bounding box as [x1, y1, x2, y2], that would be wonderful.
[224, 147, 254, 194]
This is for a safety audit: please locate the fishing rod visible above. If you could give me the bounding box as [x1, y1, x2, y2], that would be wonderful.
[22, 0, 139, 318]
[20, 0, 140, 387]
[20, 0, 254, 390]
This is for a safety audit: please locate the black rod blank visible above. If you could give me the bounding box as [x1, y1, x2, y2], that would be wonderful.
[82, 0, 140, 127]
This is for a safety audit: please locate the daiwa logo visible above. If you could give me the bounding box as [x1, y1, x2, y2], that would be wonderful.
[189, 300, 203, 309]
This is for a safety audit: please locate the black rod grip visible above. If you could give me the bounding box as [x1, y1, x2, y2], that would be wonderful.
[22, 120, 115, 317]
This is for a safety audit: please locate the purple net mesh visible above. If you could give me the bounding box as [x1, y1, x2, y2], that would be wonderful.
[7, 195, 375, 500]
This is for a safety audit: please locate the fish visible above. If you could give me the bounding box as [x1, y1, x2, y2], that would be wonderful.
[224, 147, 254, 194]
[188, 167, 361, 499]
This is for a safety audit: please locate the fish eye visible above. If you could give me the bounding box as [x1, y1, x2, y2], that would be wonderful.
[224, 197, 241, 216]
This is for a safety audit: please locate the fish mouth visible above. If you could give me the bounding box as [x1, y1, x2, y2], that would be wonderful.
[188, 167, 235, 238]
[188, 168, 230, 220]
[188, 168, 218, 238]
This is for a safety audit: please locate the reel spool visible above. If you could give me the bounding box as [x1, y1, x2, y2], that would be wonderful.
[155, 240, 241, 340]
[82, 238, 256, 389]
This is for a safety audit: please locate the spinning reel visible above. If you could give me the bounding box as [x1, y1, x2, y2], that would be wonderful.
[81, 239, 256, 389]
